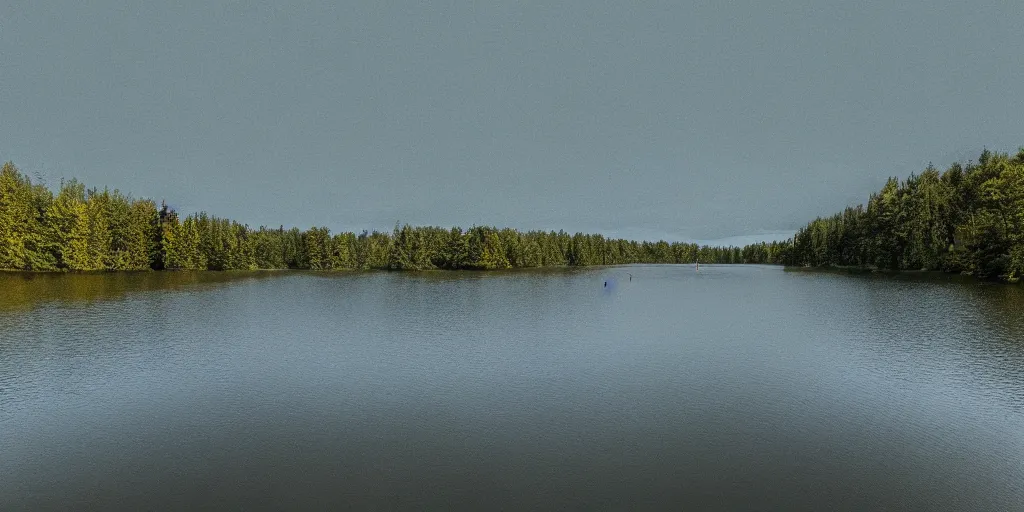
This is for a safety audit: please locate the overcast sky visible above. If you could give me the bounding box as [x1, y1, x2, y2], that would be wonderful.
[2, 1, 1022, 242]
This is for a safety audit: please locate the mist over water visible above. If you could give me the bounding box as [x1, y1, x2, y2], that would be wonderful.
[1, 267, 1023, 511]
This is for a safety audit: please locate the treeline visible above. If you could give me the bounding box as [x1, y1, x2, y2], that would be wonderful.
[784, 148, 1024, 282]
[0, 162, 789, 272]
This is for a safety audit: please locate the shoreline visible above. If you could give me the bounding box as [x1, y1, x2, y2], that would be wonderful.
[4, 264, 1020, 284]
[784, 265, 1020, 284]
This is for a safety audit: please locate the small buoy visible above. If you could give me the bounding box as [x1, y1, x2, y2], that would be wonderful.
[604, 281, 607, 287]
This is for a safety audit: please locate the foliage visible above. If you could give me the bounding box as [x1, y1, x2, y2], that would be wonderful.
[784, 149, 1024, 282]
[0, 161, 791, 272]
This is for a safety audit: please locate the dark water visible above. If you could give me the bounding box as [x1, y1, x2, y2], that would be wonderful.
[1, 267, 1023, 511]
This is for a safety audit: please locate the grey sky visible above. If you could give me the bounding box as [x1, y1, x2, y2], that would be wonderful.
[2, 1, 1022, 243]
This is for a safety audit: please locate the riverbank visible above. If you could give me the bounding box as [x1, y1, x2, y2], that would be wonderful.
[6, 263, 1020, 285]
[785, 265, 1021, 284]
[0, 263, 749, 275]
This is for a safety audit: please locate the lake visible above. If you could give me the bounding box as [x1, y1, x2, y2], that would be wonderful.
[1, 266, 1022, 511]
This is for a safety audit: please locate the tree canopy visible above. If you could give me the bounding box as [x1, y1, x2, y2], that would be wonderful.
[7, 147, 1019, 281]
[784, 148, 1024, 282]
[0, 162, 787, 273]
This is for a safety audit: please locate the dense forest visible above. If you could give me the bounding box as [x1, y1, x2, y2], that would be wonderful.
[784, 149, 1024, 283]
[0, 162, 788, 272]
[6, 147, 1020, 280]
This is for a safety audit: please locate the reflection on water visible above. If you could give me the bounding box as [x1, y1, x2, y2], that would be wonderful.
[0, 266, 1022, 511]
[0, 271, 284, 312]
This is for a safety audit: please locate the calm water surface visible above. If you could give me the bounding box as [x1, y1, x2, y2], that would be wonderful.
[1, 267, 1023, 511]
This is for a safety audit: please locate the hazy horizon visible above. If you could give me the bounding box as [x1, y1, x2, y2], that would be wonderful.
[2, 1, 1021, 241]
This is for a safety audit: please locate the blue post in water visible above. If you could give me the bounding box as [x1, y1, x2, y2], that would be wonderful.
[602, 277, 618, 295]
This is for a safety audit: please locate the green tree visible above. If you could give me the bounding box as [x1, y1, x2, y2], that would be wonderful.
[305, 226, 333, 270]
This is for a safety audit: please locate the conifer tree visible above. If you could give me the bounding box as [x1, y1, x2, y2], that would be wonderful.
[84, 188, 113, 270]
[0, 162, 32, 269]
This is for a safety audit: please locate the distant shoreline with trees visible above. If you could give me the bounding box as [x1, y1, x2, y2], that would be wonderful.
[0, 162, 787, 273]
[1, 146, 1021, 282]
